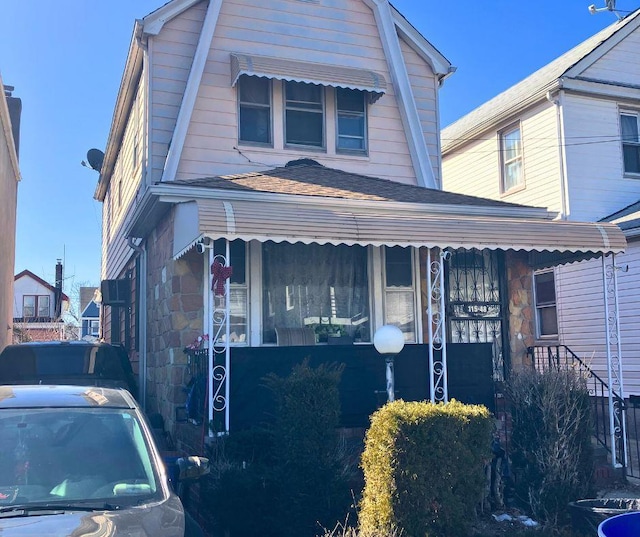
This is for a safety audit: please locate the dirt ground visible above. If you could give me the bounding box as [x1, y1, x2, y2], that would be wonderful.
[469, 479, 640, 536]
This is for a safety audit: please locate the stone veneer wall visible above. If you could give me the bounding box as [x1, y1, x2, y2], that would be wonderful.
[506, 251, 535, 370]
[146, 209, 205, 436]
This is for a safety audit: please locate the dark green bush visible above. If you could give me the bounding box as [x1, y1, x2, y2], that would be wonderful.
[205, 359, 353, 537]
[264, 359, 352, 537]
[507, 368, 594, 526]
[359, 399, 493, 537]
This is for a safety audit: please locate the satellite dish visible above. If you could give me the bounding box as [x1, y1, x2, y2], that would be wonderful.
[86, 148, 104, 171]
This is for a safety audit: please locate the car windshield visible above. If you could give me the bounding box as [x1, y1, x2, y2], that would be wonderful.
[0, 407, 161, 508]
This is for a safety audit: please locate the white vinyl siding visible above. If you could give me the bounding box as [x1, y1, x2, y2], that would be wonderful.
[102, 74, 147, 281]
[442, 101, 561, 210]
[555, 245, 640, 396]
[581, 30, 640, 88]
[562, 95, 640, 222]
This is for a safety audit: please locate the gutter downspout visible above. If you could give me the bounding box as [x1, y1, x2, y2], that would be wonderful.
[128, 237, 147, 410]
[546, 88, 569, 220]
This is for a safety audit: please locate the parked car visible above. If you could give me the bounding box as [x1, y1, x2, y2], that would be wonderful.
[0, 341, 138, 397]
[0, 384, 209, 536]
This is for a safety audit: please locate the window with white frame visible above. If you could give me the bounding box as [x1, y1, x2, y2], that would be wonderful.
[285, 81, 324, 148]
[336, 88, 367, 153]
[621, 111, 640, 175]
[90, 319, 100, 337]
[238, 75, 272, 145]
[262, 242, 370, 344]
[38, 295, 50, 318]
[534, 270, 558, 338]
[384, 246, 416, 342]
[500, 124, 523, 192]
[214, 239, 248, 344]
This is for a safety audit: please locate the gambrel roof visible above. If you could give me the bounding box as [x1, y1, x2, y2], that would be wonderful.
[442, 8, 640, 154]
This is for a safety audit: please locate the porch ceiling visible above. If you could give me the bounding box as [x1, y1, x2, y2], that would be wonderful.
[172, 197, 626, 259]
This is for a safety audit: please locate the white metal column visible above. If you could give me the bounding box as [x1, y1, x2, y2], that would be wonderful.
[602, 253, 627, 468]
[427, 248, 449, 403]
[208, 241, 231, 436]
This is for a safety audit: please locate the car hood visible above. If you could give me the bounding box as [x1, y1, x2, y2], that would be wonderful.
[0, 496, 185, 536]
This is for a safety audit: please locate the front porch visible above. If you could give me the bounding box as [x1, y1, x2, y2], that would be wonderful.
[182, 342, 495, 436]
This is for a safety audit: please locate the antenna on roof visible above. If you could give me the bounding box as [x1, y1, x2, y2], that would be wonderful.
[588, 0, 622, 20]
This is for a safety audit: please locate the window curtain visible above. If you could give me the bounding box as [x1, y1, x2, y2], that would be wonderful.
[262, 242, 369, 343]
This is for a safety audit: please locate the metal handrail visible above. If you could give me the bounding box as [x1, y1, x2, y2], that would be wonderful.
[526, 345, 625, 465]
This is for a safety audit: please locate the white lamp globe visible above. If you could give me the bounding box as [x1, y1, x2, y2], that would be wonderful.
[373, 325, 405, 355]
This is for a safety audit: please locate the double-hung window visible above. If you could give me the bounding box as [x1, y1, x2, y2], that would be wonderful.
[38, 296, 50, 318]
[336, 88, 366, 153]
[383, 246, 416, 342]
[621, 112, 640, 175]
[238, 75, 272, 145]
[284, 81, 324, 148]
[500, 124, 523, 192]
[534, 270, 558, 338]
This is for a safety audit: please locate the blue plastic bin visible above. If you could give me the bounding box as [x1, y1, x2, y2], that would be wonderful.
[598, 511, 640, 537]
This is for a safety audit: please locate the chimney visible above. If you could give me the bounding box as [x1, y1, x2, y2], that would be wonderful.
[54, 260, 63, 319]
[3, 85, 21, 159]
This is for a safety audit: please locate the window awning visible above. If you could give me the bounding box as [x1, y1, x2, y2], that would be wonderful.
[230, 53, 387, 102]
[172, 198, 627, 260]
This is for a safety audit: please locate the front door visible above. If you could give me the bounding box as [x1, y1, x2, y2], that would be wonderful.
[445, 249, 509, 380]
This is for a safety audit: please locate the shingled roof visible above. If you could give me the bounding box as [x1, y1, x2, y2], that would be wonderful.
[172, 159, 529, 210]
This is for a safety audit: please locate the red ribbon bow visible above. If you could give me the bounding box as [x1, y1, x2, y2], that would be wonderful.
[211, 261, 233, 296]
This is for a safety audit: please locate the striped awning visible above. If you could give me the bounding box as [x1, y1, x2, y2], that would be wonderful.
[230, 53, 387, 102]
[172, 198, 626, 261]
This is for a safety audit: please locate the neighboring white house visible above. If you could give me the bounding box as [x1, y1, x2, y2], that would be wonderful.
[13, 264, 71, 342]
[441, 9, 640, 394]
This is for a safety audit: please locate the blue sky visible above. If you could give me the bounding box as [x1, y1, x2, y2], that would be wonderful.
[1, 0, 637, 311]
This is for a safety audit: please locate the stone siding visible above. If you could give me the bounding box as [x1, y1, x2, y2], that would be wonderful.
[146, 208, 205, 436]
[506, 251, 534, 370]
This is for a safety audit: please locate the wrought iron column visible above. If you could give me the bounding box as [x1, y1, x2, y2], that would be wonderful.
[427, 248, 449, 403]
[602, 253, 627, 468]
[208, 241, 231, 436]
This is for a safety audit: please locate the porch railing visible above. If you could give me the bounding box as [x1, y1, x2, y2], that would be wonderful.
[526, 345, 625, 466]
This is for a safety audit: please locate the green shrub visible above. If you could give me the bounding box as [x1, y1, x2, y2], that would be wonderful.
[507, 368, 594, 525]
[264, 359, 352, 537]
[359, 399, 493, 537]
[205, 359, 353, 537]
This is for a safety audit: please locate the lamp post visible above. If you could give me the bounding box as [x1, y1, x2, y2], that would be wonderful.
[373, 325, 405, 402]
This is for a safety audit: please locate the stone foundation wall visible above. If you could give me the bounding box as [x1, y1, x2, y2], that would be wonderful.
[146, 208, 205, 436]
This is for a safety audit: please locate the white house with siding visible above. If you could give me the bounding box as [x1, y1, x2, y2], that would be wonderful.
[95, 0, 626, 446]
[441, 9, 640, 395]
